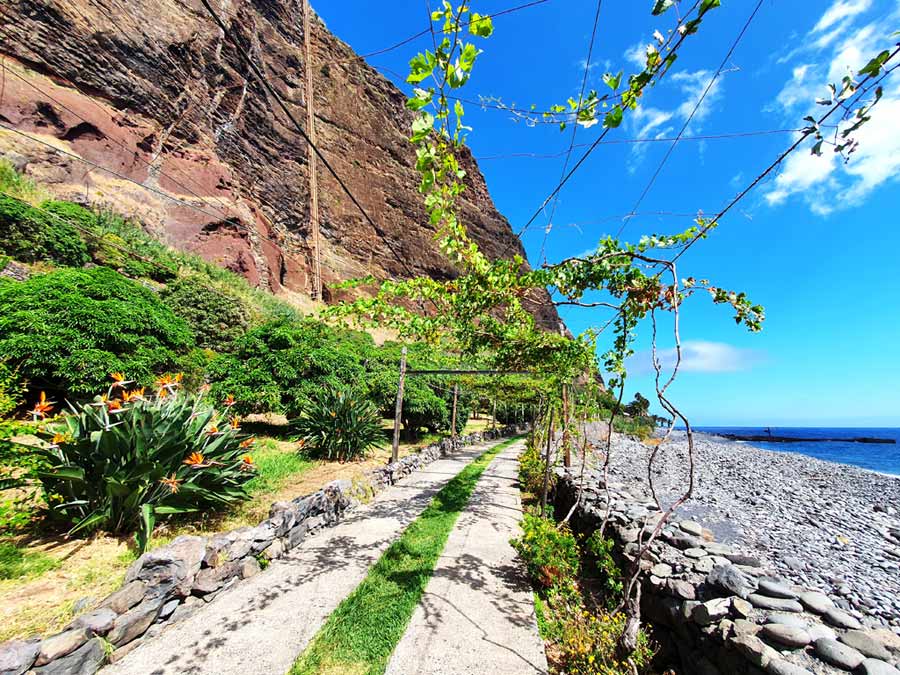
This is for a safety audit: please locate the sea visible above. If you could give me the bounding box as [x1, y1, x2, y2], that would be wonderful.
[693, 427, 900, 477]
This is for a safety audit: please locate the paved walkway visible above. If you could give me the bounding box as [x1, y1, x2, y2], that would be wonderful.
[386, 441, 548, 675]
[102, 440, 499, 675]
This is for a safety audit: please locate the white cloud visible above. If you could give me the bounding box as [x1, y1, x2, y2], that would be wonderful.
[627, 340, 764, 375]
[812, 0, 872, 33]
[764, 3, 900, 214]
[671, 69, 723, 123]
[624, 41, 650, 70]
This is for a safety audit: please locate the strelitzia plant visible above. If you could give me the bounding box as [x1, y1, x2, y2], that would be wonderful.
[27, 375, 256, 551]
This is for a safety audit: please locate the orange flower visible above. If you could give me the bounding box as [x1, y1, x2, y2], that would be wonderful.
[183, 451, 205, 467]
[229, 416, 241, 430]
[155, 374, 173, 388]
[239, 455, 255, 471]
[30, 392, 55, 419]
[110, 372, 127, 388]
[106, 399, 123, 412]
[174, 373, 183, 383]
[122, 387, 145, 403]
[223, 394, 236, 407]
[206, 425, 220, 436]
[239, 437, 255, 449]
[329, 411, 337, 418]
[51, 432, 68, 446]
[157, 387, 169, 399]
[159, 473, 181, 493]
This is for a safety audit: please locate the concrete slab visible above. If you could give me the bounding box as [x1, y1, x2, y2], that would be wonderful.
[102, 440, 500, 675]
[385, 441, 548, 674]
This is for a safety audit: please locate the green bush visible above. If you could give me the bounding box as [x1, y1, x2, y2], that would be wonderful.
[0, 267, 193, 398]
[292, 387, 383, 462]
[584, 531, 624, 602]
[0, 160, 44, 203]
[29, 387, 257, 550]
[518, 439, 552, 497]
[161, 275, 252, 351]
[0, 362, 26, 418]
[0, 195, 90, 267]
[511, 513, 580, 590]
[207, 319, 372, 416]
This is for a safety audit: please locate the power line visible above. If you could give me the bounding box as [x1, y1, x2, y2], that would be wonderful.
[616, 0, 765, 239]
[195, 0, 419, 280]
[344, 0, 554, 63]
[474, 128, 799, 161]
[672, 50, 900, 264]
[538, 0, 603, 265]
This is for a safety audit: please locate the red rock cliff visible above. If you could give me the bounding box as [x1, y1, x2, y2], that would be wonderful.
[0, 0, 563, 330]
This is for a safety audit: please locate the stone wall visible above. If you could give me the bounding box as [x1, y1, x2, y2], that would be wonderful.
[553, 474, 900, 675]
[0, 427, 522, 675]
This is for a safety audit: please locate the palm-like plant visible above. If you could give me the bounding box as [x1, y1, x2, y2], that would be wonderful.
[291, 388, 383, 462]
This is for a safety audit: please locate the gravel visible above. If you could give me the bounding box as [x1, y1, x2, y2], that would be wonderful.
[595, 430, 900, 628]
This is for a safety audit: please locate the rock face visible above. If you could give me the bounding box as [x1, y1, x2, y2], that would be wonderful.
[0, 0, 562, 330]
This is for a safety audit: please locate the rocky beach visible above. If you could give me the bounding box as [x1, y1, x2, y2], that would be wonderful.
[594, 431, 900, 631]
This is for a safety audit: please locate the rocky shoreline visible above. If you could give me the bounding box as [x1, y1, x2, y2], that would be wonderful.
[593, 431, 900, 631]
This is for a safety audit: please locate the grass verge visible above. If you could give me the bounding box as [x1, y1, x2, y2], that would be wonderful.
[290, 434, 522, 675]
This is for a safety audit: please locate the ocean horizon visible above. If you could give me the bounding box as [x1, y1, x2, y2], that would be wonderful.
[691, 426, 900, 477]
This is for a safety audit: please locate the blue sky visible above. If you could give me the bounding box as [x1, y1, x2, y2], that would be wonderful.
[316, 0, 900, 427]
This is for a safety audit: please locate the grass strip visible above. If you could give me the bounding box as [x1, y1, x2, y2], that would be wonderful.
[290, 435, 523, 675]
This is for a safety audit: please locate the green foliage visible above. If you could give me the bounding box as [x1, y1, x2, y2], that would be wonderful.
[518, 439, 551, 496]
[28, 387, 257, 551]
[0, 541, 60, 580]
[585, 531, 624, 602]
[0, 159, 44, 203]
[292, 387, 383, 462]
[161, 275, 252, 351]
[0, 420, 47, 532]
[0, 267, 193, 398]
[511, 513, 580, 590]
[0, 362, 26, 418]
[0, 195, 90, 267]
[207, 319, 372, 417]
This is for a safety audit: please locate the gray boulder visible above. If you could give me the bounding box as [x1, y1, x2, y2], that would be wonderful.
[125, 535, 206, 599]
[0, 639, 39, 675]
[707, 564, 757, 599]
[30, 638, 105, 675]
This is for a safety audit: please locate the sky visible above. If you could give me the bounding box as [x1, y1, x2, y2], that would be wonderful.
[315, 0, 900, 427]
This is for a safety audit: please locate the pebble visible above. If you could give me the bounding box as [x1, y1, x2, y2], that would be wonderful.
[759, 578, 798, 599]
[765, 613, 808, 629]
[766, 659, 814, 675]
[825, 608, 865, 630]
[732, 598, 753, 619]
[814, 638, 865, 670]
[684, 547, 708, 559]
[693, 557, 715, 573]
[650, 563, 672, 578]
[858, 659, 900, 675]
[798, 591, 834, 614]
[760, 624, 812, 649]
[708, 564, 757, 599]
[840, 630, 893, 660]
[748, 594, 803, 613]
[807, 624, 838, 641]
[680, 520, 703, 536]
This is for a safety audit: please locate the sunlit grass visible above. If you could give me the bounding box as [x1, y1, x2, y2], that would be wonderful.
[291, 435, 521, 675]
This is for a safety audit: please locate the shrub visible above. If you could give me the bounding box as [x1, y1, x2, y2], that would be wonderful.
[0, 195, 90, 267]
[0, 267, 193, 398]
[0, 419, 47, 532]
[0, 362, 26, 418]
[584, 531, 624, 602]
[518, 439, 551, 496]
[511, 513, 580, 590]
[28, 384, 257, 550]
[292, 387, 383, 462]
[161, 275, 251, 351]
[207, 319, 372, 416]
[0, 159, 45, 203]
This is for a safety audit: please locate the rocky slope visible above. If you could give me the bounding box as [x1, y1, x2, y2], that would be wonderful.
[0, 0, 562, 329]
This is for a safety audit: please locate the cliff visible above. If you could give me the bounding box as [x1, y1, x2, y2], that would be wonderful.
[0, 0, 563, 331]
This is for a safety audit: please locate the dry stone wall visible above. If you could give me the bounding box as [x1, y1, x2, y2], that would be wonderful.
[0, 427, 521, 675]
[554, 474, 900, 675]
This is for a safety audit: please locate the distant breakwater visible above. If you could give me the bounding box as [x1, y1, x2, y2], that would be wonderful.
[716, 433, 896, 444]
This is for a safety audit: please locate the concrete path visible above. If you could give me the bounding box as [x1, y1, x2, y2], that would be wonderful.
[103, 439, 501, 675]
[385, 440, 548, 675]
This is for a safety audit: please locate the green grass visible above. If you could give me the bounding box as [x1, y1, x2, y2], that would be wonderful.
[290, 435, 522, 675]
[245, 438, 314, 495]
[0, 541, 60, 580]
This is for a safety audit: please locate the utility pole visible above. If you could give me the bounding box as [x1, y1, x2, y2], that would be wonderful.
[451, 383, 458, 443]
[391, 346, 407, 463]
[302, 0, 322, 300]
[562, 383, 571, 468]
